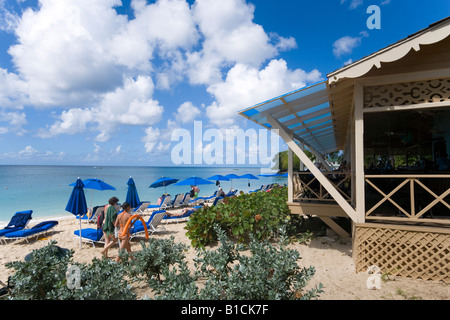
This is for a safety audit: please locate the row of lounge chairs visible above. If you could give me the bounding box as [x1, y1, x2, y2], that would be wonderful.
[0, 210, 58, 244]
[0, 185, 273, 246]
[73, 197, 225, 247]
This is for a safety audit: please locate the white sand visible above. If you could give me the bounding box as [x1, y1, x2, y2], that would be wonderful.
[0, 214, 448, 300]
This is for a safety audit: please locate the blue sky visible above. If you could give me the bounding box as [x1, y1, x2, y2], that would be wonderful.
[0, 0, 448, 166]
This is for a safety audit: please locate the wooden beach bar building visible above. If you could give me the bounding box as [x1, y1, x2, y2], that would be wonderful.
[239, 17, 450, 283]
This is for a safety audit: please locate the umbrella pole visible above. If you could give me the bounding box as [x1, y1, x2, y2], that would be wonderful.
[79, 218, 82, 249]
[89, 190, 94, 214]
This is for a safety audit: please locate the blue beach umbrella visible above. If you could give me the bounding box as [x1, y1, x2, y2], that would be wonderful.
[240, 174, 259, 180]
[175, 176, 214, 186]
[66, 178, 88, 249]
[207, 174, 230, 187]
[239, 173, 259, 187]
[149, 177, 179, 193]
[126, 177, 140, 209]
[71, 178, 116, 213]
[224, 173, 241, 189]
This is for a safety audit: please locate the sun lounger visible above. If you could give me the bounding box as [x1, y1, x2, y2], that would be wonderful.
[249, 185, 264, 193]
[76, 206, 104, 224]
[130, 210, 166, 239]
[133, 202, 151, 215]
[3, 220, 58, 243]
[73, 228, 104, 247]
[0, 210, 33, 240]
[147, 195, 172, 211]
[178, 193, 191, 207]
[170, 193, 185, 208]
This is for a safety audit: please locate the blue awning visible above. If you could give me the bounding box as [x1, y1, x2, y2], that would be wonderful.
[239, 80, 342, 155]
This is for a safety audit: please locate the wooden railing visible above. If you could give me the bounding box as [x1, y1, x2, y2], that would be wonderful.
[293, 171, 351, 203]
[365, 174, 450, 224]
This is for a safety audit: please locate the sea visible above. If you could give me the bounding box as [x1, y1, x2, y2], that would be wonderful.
[0, 165, 286, 225]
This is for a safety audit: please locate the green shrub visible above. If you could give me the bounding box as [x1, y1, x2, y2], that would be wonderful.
[6, 241, 72, 300]
[123, 237, 189, 283]
[6, 241, 135, 300]
[151, 226, 323, 300]
[185, 186, 291, 248]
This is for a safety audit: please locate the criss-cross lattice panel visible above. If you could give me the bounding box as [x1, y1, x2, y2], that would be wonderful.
[354, 225, 450, 283]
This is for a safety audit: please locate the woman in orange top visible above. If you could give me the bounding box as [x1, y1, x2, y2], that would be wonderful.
[114, 202, 132, 262]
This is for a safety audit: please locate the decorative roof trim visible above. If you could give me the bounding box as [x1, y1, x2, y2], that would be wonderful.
[328, 17, 450, 85]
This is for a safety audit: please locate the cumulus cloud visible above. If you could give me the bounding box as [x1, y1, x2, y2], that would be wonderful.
[205, 59, 322, 127]
[187, 0, 297, 85]
[175, 102, 201, 124]
[332, 31, 369, 58]
[0, 145, 66, 161]
[38, 76, 164, 141]
[1, 0, 318, 162]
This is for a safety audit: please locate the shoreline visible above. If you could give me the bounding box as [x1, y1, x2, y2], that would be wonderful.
[0, 212, 448, 300]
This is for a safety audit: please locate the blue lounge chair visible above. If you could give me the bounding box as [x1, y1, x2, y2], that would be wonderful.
[130, 210, 167, 239]
[164, 197, 223, 224]
[147, 195, 172, 211]
[170, 194, 185, 208]
[76, 206, 104, 224]
[178, 193, 191, 207]
[3, 220, 58, 243]
[73, 228, 104, 247]
[133, 202, 151, 215]
[0, 210, 33, 238]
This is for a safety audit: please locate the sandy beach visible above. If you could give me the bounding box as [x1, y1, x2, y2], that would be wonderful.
[0, 213, 448, 300]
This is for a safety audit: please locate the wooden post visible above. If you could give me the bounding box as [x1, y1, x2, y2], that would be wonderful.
[267, 115, 360, 223]
[354, 83, 365, 223]
[299, 142, 305, 171]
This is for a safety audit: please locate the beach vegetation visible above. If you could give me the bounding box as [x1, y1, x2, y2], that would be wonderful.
[185, 186, 291, 248]
[4, 230, 321, 300]
[146, 226, 322, 300]
[5, 241, 135, 300]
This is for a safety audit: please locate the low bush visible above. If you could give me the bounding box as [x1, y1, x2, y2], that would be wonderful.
[185, 186, 291, 248]
[6, 241, 135, 300]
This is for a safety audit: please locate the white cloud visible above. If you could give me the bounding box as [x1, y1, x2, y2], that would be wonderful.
[38, 76, 165, 142]
[0, 145, 66, 161]
[187, 0, 297, 85]
[175, 102, 201, 124]
[8, 0, 127, 107]
[205, 59, 322, 127]
[142, 126, 170, 153]
[340, 0, 364, 9]
[332, 31, 369, 58]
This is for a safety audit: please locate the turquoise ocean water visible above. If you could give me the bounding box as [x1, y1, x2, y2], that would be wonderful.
[0, 165, 286, 224]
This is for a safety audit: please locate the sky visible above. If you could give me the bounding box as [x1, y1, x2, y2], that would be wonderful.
[0, 0, 449, 166]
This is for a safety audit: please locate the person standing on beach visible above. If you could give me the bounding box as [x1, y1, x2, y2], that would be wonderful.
[101, 196, 119, 258]
[114, 202, 133, 262]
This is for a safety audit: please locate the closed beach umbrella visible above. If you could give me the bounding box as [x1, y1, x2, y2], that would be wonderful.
[70, 178, 116, 213]
[175, 176, 214, 186]
[149, 177, 179, 193]
[126, 177, 140, 209]
[66, 178, 88, 249]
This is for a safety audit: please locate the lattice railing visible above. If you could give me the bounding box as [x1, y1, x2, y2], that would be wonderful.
[293, 172, 351, 202]
[354, 224, 450, 283]
[365, 175, 450, 224]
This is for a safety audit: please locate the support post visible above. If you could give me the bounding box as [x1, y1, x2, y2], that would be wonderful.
[354, 83, 365, 223]
[267, 115, 360, 223]
[288, 147, 293, 202]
